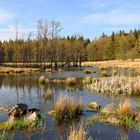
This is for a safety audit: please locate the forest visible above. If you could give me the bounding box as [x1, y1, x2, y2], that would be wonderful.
[0, 20, 140, 68]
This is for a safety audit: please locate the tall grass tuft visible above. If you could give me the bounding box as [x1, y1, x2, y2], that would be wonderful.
[43, 88, 53, 100]
[65, 77, 77, 86]
[39, 76, 46, 84]
[101, 70, 108, 77]
[67, 123, 87, 140]
[118, 99, 132, 116]
[84, 69, 92, 74]
[54, 95, 82, 122]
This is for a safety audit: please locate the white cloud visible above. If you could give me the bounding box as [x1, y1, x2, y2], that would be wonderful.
[81, 1, 106, 10]
[0, 25, 36, 41]
[0, 9, 15, 24]
[83, 10, 140, 25]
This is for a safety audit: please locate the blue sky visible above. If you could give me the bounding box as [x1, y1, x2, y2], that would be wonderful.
[0, 0, 140, 40]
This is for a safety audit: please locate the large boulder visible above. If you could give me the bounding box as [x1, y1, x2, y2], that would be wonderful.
[8, 103, 28, 118]
[88, 102, 101, 110]
[101, 103, 118, 114]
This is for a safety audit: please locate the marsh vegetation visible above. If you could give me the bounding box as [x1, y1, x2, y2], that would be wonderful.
[0, 65, 140, 140]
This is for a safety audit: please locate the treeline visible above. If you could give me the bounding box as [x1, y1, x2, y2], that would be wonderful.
[0, 19, 140, 68]
[0, 20, 90, 68]
[87, 30, 140, 61]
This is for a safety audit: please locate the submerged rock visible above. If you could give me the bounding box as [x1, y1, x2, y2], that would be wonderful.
[8, 103, 28, 118]
[101, 103, 118, 114]
[88, 102, 101, 110]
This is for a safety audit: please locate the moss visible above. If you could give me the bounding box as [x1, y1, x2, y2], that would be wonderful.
[0, 122, 13, 131]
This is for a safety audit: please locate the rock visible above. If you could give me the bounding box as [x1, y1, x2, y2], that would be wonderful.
[48, 110, 56, 116]
[29, 108, 40, 113]
[135, 112, 140, 121]
[8, 103, 28, 118]
[88, 102, 101, 110]
[25, 112, 38, 125]
[101, 103, 118, 114]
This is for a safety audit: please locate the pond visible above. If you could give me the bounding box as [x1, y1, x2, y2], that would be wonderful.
[0, 68, 140, 140]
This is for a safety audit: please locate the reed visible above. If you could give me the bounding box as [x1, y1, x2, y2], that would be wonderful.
[82, 77, 92, 84]
[87, 76, 140, 95]
[101, 70, 108, 77]
[67, 123, 86, 140]
[43, 88, 52, 99]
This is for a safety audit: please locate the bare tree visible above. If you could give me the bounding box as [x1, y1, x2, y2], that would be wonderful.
[49, 20, 63, 68]
[37, 19, 49, 69]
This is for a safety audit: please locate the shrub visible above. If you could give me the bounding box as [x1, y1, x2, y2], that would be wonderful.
[54, 95, 82, 122]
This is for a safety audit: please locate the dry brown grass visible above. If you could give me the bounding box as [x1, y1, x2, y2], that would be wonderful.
[87, 76, 140, 95]
[45, 68, 56, 73]
[82, 77, 92, 84]
[132, 80, 140, 95]
[67, 123, 86, 140]
[54, 95, 82, 122]
[101, 70, 108, 77]
[0, 67, 40, 74]
[118, 99, 132, 116]
[82, 59, 140, 69]
[65, 77, 77, 86]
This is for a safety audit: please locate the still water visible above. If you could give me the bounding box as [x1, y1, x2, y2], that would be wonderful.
[0, 69, 140, 140]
